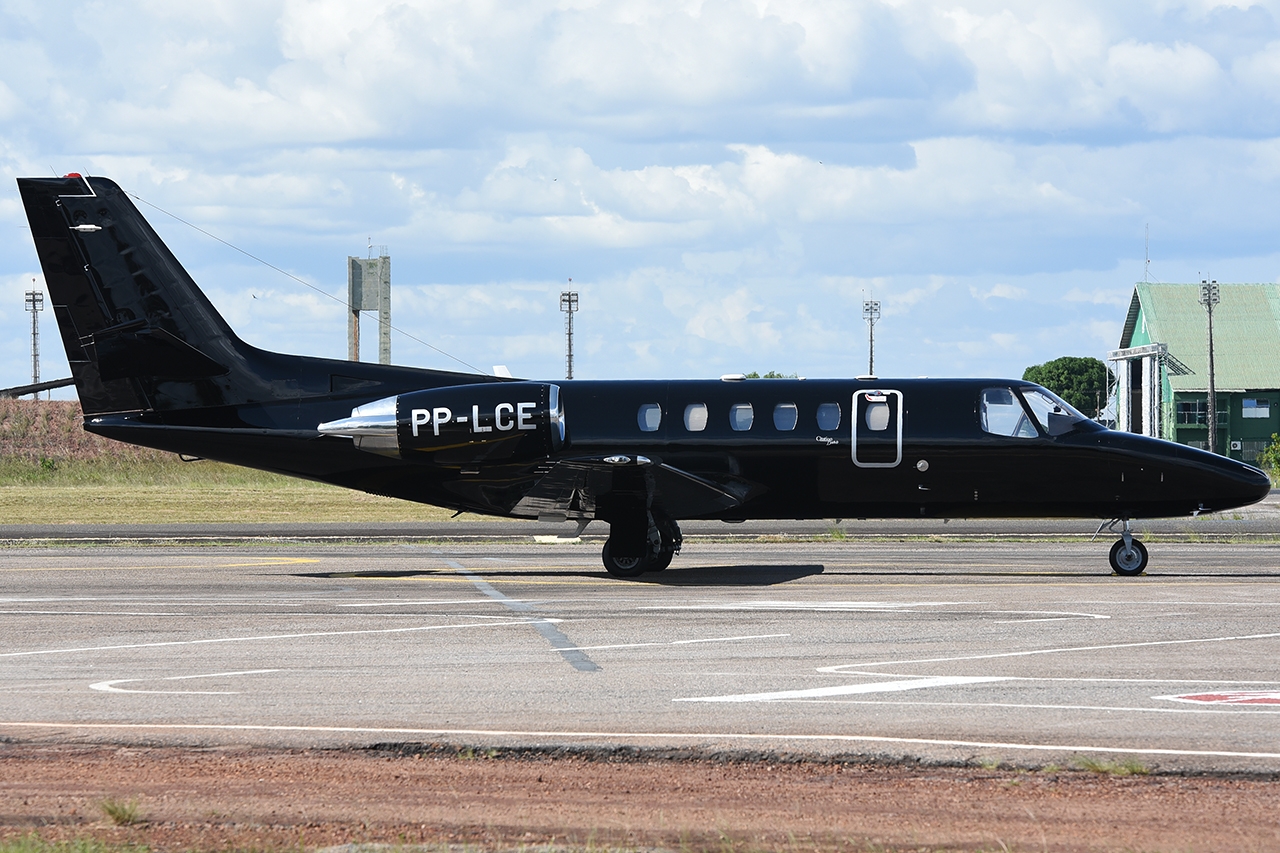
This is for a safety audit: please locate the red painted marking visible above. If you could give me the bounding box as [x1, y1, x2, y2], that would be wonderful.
[1172, 691, 1280, 705]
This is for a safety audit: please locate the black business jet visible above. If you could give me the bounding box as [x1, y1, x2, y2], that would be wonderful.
[17, 175, 1271, 577]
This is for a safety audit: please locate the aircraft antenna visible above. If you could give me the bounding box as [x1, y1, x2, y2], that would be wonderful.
[560, 283, 579, 380]
[862, 293, 881, 376]
[24, 286, 43, 399]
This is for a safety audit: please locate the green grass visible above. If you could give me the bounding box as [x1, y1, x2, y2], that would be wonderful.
[1072, 756, 1150, 776]
[97, 798, 144, 827]
[0, 457, 457, 525]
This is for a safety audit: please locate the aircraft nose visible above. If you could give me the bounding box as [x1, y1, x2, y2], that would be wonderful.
[1199, 452, 1272, 511]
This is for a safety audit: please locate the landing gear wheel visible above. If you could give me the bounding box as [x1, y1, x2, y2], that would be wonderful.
[602, 539, 650, 578]
[649, 517, 682, 573]
[1109, 538, 1148, 576]
[650, 549, 674, 572]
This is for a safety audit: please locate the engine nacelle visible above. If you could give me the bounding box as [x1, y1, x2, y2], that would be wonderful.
[318, 382, 565, 465]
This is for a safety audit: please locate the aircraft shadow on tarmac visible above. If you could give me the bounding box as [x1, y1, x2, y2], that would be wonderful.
[294, 564, 825, 586]
[634, 564, 825, 585]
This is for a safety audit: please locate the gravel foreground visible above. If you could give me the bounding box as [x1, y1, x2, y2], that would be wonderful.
[1, 743, 1277, 853]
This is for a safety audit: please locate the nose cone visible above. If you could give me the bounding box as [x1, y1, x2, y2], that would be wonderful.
[1194, 451, 1272, 512]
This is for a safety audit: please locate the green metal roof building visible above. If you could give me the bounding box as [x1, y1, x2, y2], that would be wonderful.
[1109, 282, 1280, 463]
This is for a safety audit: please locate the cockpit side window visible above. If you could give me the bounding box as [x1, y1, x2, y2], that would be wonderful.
[1021, 387, 1087, 437]
[980, 387, 1038, 438]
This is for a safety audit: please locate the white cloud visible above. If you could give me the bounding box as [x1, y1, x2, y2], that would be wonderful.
[2, 1, 1280, 388]
[1064, 287, 1131, 306]
[971, 283, 1029, 301]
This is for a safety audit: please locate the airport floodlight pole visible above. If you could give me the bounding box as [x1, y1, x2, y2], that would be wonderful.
[560, 285, 579, 380]
[861, 298, 881, 375]
[1199, 279, 1220, 454]
[25, 287, 43, 399]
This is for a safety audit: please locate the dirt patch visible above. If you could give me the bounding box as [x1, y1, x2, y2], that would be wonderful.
[1, 743, 1277, 852]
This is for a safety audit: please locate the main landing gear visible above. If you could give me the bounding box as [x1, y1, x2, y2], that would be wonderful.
[601, 514, 682, 578]
[1096, 518, 1149, 576]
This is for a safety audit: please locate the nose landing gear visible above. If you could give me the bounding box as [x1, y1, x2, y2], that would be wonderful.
[1097, 518, 1148, 576]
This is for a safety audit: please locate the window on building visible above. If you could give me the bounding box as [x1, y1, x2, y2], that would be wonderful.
[637, 403, 662, 432]
[1177, 400, 1205, 425]
[683, 403, 708, 432]
[773, 403, 798, 431]
[729, 403, 754, 431]
[1177, 399, 1230, 426]
[1243, 398, 1271, 419]
[816, 402, 841, 431]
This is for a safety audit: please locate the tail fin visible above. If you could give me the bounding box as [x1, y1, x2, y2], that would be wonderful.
[19, 175, 249, 415]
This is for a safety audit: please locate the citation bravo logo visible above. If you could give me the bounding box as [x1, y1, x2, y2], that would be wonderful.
[411, 403, 539, 437]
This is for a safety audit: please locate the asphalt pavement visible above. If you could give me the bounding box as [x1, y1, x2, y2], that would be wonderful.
[2, 535, 1279, 773]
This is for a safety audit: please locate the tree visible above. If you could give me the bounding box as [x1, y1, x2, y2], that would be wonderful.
[1022, 356, 1110, 417]
[1257, 433, 1280, 484]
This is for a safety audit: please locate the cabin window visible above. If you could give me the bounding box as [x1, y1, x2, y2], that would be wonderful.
[865, 402, 891, 431]
[1021, 388, 1086, 436]
[684, 402, 708, 432]
[637, 403, 662, 432]
[773, 403, 798, 431]
[816, 402, 841, 431]
[980, 387, 1037, 438]
[730, 403, 754, 431]
[1243, 398, 1271, 419]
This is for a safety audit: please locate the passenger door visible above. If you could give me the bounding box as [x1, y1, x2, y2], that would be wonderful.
[853, 389, 903, 468]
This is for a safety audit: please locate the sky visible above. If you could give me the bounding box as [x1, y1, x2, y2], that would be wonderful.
[3, 0, 1280, 393]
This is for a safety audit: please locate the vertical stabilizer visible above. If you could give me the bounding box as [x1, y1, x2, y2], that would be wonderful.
[18, 175, 245, 415]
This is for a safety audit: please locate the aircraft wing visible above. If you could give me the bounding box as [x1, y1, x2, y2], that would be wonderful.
[511, 456, 752, 521]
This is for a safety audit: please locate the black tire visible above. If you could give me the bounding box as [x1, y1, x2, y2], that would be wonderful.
[1109, 538, 1149, 576]
[602, 539, 651, 578]
[649, 516, 682, 572]
[649, 549, 674, 572]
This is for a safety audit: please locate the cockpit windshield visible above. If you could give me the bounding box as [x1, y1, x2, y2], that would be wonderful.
[980, 386, 1090, 439]
[980, 388, 1038, 438]
[1020, 387, 1088, 436]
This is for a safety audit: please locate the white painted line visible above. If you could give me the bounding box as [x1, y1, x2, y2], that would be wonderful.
[0, 618, 560, 658]
[0, 611, 195, 616]
[3, 721, 1280, 760]
[817, 632, 1280, 672]
[567, 633, 789, 652]
[90, 669, 282, 695]
[420, 549, 600, 673]
[679, 676, 1012, 703]
[643, 601, 970, 612]
[987, 610, 1110, 622]
[830, 669, 1280, 686]
[721, 697, 1280, 715]
[338, 599, 516, 608]
[1158, 691, 1280, 705]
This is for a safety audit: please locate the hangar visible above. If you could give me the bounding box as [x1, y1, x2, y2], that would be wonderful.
[1109, 282, 1280, 464]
